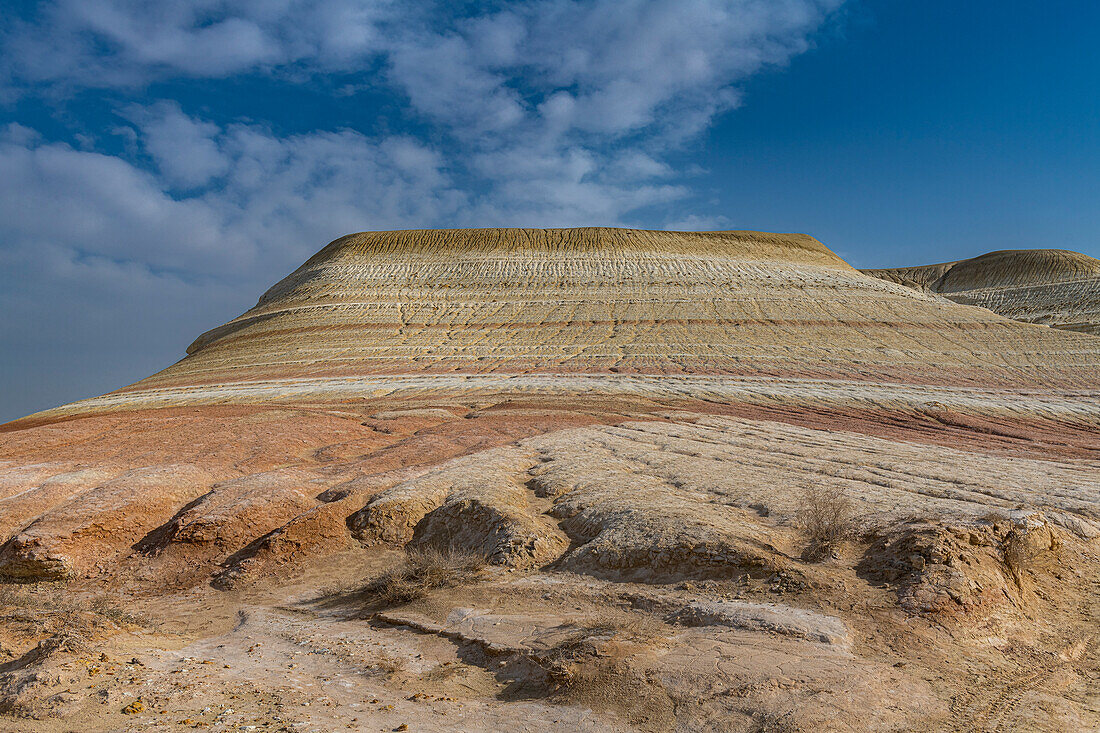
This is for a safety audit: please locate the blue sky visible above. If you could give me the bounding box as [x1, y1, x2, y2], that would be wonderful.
[1, 0, 1098, 421]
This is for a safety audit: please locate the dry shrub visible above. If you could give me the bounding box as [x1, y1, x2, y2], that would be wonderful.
[366, 650, 407, 678]
[537, 611, 666, 685]
[421, 660, 463, 683]
[571, 611, 665, 644]
[88, 595, 150, 628]
[368, 545, 489, 606]
[0, 582, 151, 639]
[0, 582, 72, 612]
[1001, 525, 1052, 582]
[797, 481, 855, 561]
[533, 611, 675, 732]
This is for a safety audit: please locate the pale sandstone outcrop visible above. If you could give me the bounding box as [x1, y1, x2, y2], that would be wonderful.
[141, 468, 326, 553]
[375, 604, 939, 731]
[350, 447, 569, 568]
[0, 468, 119, 545]
[668, 600, 850, 646]
[0, 636, 81, 717]
[0, 463, 76, 502]
[337, 411, 1099, 591]
[859, 512, 1065, 616]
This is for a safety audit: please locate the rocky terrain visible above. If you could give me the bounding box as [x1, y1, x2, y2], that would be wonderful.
[864, 248, 1100, 335]
[1, 228, 1098, 732]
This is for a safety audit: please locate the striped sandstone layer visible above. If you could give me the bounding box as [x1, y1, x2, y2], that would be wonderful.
[865, 248, 1100, 335]
[113, 229, 1100, 397]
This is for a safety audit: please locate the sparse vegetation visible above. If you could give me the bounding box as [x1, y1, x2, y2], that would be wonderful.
[572, 611, 666, 644]
[366, 545, 490, 606]
[797, 480, 855, 561]
[88, 595, 150, 627]
[526, 611, 675, 731]
[366, 650, 407, 678]
[1002, 527, 1046, 581]
[536, 611, 666, 685]
[0, 582, 151, 642]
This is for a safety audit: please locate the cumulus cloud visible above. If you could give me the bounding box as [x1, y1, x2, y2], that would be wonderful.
[0, 112, 463, 277]
[127, 102, 229, 189]
[0, 111, 464, 417]
[2, 0, 843, 229]
[1, 0, 397, 89]
[377, 0, 842, 223]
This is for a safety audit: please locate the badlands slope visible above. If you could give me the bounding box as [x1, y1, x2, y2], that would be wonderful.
[864, 248, 1100, 335]
[1, 228, 1099, 732]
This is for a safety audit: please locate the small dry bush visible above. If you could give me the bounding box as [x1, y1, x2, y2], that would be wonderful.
[0, 582, 152, 649]
[797, 481, 855, 562]
[1002, 527, 1049, 582]
[538, 611, 666, 685]
[533, 611, 675, 732]
[368, 545, 489, 606]
[88, 595, 149, 628]
[570, 611, 665, 644]
[366, 650, 407, 679]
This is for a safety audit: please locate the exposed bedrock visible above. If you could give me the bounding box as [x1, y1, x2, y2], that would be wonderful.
[209, 470, 416, 590]
[0, 465, 215, 581]
[859, 512, 1071, 617]
[347, 434, 793, 581]
[375, 603, 940, 732]
[1, 405, 1097, 594]
[343, 412, 1100, 588]
[138, 468, 328, 553]
[0, 468, 120, 546]
[0, 228, 1097, 730]
[0, 231, 1096, 631]
[349, 447, 569, 568]
[667, 600, 851, 646]
[13, 229, 1100, 434]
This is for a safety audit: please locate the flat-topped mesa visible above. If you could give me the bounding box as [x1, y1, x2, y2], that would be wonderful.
[110, 227, 1100, 395]
[864, 249, 1100, 335]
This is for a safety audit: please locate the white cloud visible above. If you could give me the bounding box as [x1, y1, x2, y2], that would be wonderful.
[1, 0, 397, 90]
[374, 0, 842, 228]
[127, 102, 230, 189]
[0, 110, 468, 417]
[390, 0, 840, 138]
[3, 1, 842, 229]
[0, 125, 233, 272]
[664, 213, 732, 231]
[0, 111, 466, 277]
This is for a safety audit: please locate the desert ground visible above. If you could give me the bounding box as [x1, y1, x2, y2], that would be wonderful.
[1, 228, 1097, 732]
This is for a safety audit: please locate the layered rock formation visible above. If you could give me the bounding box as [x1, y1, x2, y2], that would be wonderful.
[864, 248, 1100, 335]
[1, 228, 1098, 731]
[12, 229, 1099, 427]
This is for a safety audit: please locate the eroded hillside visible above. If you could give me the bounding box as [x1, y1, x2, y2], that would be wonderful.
[1, 229, 1098, 732]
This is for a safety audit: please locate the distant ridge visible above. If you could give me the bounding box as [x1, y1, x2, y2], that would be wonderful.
[864, 248, 1100, 335]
